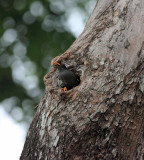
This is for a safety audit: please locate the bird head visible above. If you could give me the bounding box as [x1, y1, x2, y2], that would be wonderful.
[54, 61, 67, 71]
[54, 61, 60, 66]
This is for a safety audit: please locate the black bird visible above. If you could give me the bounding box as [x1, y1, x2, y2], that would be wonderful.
[55, 61, 80, 91]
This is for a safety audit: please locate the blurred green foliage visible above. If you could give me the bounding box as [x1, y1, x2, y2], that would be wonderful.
[0, 0, 96, 128]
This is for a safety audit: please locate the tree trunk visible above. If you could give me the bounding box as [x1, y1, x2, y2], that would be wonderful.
[21, 0, 144, 159]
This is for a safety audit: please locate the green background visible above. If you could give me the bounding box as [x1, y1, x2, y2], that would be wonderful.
[0, 0, 96, 129]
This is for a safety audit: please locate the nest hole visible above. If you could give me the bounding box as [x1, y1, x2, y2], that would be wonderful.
[54, 60, 82, 91]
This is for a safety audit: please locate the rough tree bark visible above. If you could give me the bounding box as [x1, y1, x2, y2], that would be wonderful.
[21, 0, 144, 159]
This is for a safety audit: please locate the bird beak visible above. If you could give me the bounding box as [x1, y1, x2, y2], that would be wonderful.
[54, 61, 60, 66]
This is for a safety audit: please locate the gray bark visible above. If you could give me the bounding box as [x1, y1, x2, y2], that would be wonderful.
[21, 0, 144, 159]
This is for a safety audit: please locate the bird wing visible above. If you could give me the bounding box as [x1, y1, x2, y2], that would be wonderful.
[59, 70, 76, 86]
